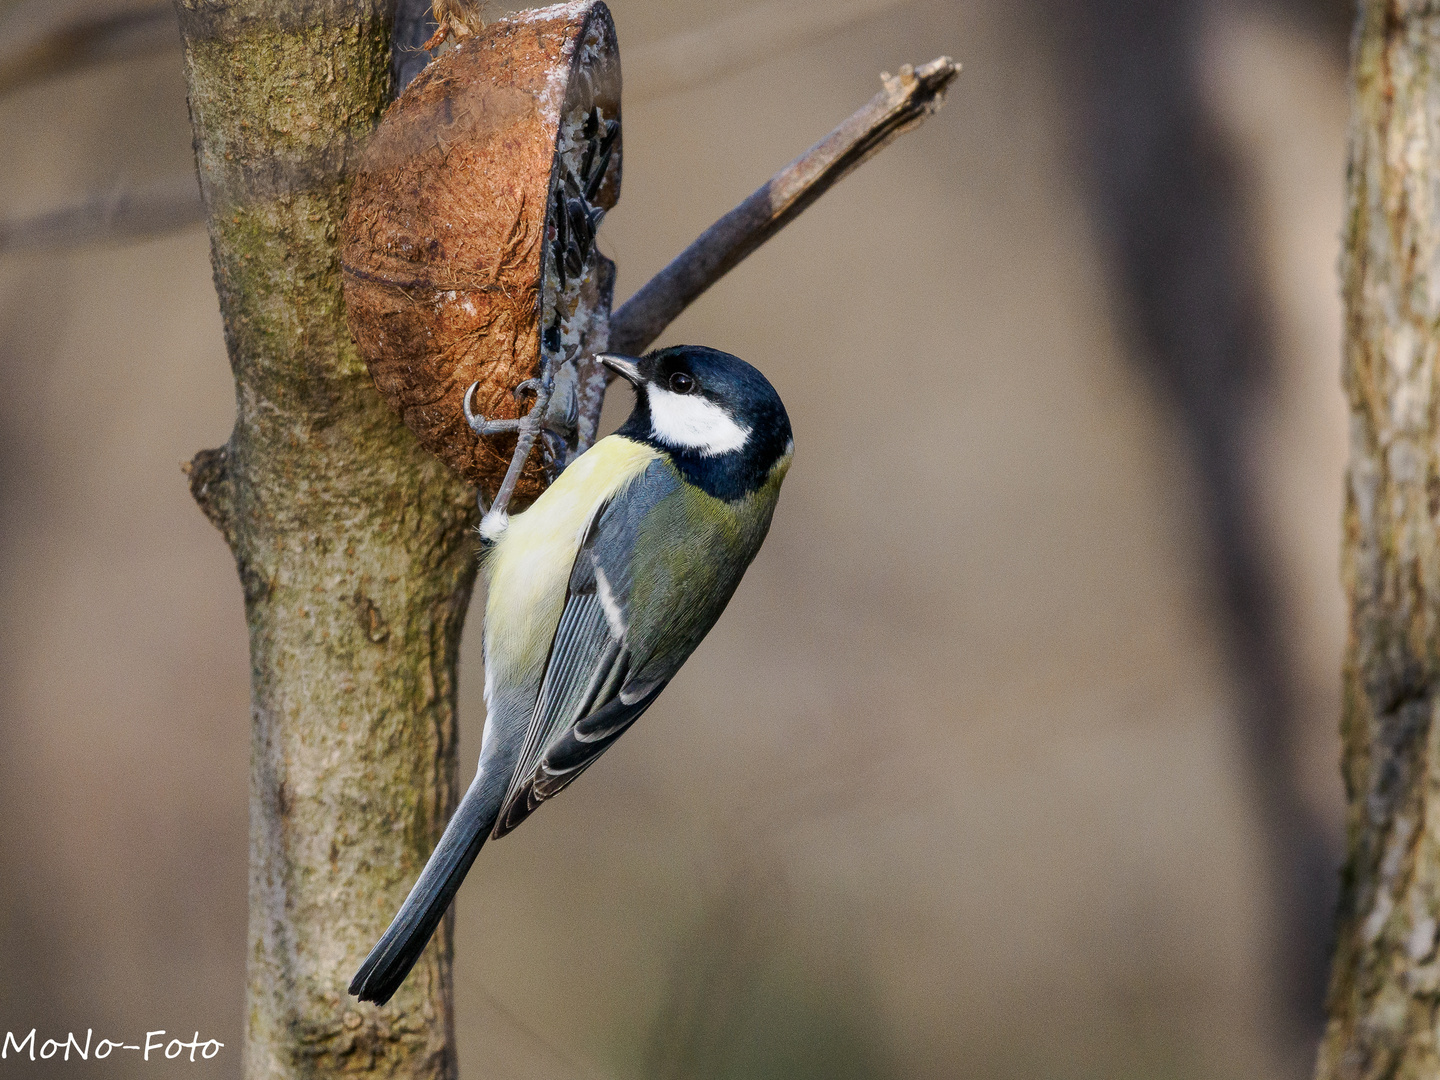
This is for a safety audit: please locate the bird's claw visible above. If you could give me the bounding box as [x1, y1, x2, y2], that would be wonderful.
[464, 360, 561, 525]
[464, 380, 525, 436]
[462, 381, 487, 433]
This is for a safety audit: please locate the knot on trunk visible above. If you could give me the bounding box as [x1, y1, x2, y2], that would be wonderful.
[183, 444, 236, 548]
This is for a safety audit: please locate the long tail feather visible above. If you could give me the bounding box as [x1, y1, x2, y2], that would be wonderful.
[349, 772, 502, 1005]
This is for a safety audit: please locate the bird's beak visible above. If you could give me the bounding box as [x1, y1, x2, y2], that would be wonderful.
[598, 354, 643, 387]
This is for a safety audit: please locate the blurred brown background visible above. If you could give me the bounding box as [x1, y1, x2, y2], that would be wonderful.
[0, 0, 1355, 1077]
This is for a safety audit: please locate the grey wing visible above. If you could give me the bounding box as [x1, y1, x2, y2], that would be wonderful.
[491, 462, 677, 838]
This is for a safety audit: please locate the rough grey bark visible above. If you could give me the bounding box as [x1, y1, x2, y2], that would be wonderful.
[176, 2, 475, 1077]
[1317, 3, 1440, 1076]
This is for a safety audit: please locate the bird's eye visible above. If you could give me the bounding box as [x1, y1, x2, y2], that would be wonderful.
[668, 372, 696, 394]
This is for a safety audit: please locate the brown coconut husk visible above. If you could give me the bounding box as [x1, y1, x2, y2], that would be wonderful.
[342, 1, 621, 506]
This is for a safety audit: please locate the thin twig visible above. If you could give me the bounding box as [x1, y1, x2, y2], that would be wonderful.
[0, 0, 176, 98]
[0, 172, 202, 254]
[0, 0, 911, 104]
[0, 0, 420, 254]
[607, 55, 958, 357]
[0, 0, 429, 99]
[508, 55, 958, 487]
[0, 6, 945, 255]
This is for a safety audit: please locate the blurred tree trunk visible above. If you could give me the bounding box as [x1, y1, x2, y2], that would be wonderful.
[176, 2, 473, 1077]
[1317, 3, 1440, 1076]
[1041, 0, 1339, 1053]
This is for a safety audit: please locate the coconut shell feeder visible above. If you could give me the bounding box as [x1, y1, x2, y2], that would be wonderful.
[343, 0, 959, 518]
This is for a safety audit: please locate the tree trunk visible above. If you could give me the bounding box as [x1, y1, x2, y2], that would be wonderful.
[1317, 3, 1440, 1076]
[176, 3, 474, 1077]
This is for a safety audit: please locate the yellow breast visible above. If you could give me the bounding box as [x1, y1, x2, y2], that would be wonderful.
[484, 436, 662, 691]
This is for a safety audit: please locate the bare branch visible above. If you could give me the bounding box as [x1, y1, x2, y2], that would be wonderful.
[483, 53, 958, 506]
[607, 55, 959, 357]
[0, 172, 202, 254]
[0, 0, 428, 254]
[1, 0, 912, 104]
[0, 0, 427, 255]
[0, 0, 438, 99]
[0, 0, 176, 98]
[0, 3, 943, 256]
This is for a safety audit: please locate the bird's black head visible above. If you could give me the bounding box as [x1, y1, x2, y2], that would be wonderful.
[603, 346, 793, 502]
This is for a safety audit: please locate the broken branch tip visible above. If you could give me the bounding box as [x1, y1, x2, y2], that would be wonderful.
[881, 55, 960, 105]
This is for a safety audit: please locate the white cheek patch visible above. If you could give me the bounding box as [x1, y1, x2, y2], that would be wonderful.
[648, 387, 751, 456]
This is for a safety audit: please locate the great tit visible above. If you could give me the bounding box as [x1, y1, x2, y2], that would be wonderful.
[350, 345, 793, 1005]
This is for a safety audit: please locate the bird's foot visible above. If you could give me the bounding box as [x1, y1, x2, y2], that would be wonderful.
[463, 360, 561, 530]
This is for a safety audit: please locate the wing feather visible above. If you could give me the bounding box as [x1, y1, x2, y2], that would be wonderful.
[504, 595, 608, 792]
[531, 681, 668, 800]
[492, 463, 679, 837]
